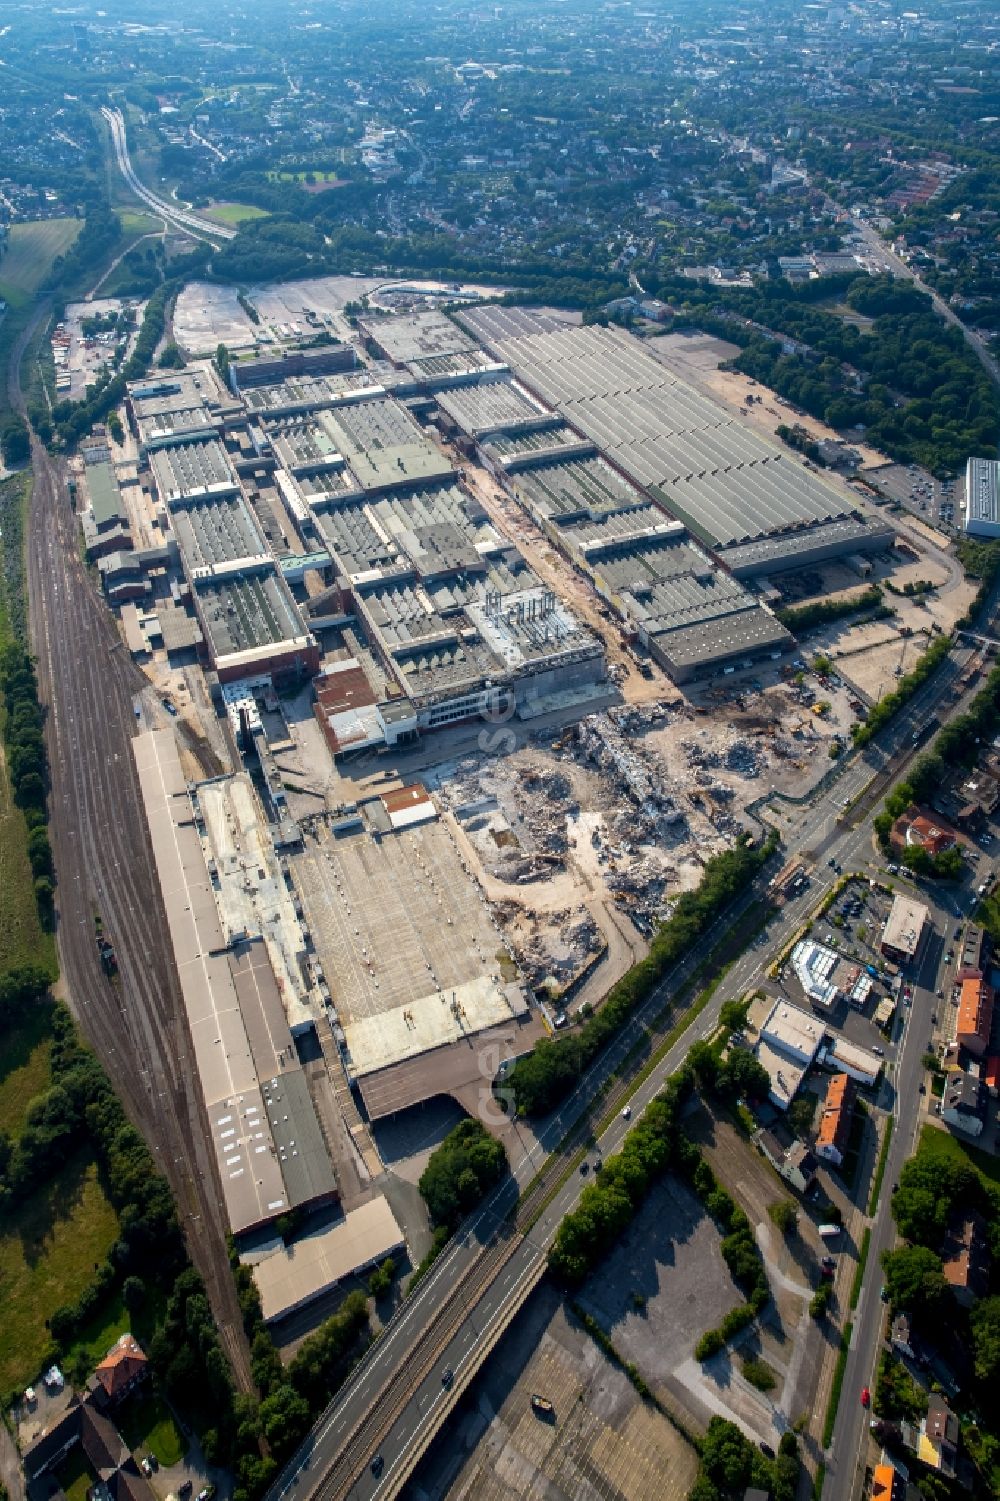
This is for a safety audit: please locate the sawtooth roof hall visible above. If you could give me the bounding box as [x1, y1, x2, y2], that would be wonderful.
[469, 321, 893, 577]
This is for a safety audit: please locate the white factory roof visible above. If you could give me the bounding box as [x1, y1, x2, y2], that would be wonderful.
[754, 1041, 810, 1111]
[759, 999, 825, 1062]
[965, 456, 1000, 533]
[882, 894, 929, 958]
[791, 940, 840, 1009]
[253, 1197, 406, 1323]
[821, 1035, 883, 1085]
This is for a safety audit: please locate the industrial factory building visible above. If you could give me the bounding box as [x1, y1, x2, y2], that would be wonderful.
[461, 321, 893, 578]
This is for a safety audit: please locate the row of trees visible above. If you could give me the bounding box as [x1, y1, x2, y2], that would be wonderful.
[852, 633, 951, 746]
[48, 278, 177, 449]
[0, 414, 30, 467]
[0, 642, 54, 924]
[548, 1071, 691, 1287]
[507, 834, 777, 1116]
[229, 1246, 372, 1497]
[776, 585, 889, 635]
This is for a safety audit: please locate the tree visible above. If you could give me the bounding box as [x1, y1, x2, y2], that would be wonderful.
[880, 1244, 949, 1317]
[418, 1119, 507, 1230]
[215, 343, 231, 383]
[0, 415, 30, 466]
[258, 1383, 310, 1460]
[970, 1296, 1000, 1385]
[768, 1200, 797, 1237]
[122, 1276, 146, 1314]
[107, 412, 124, 444]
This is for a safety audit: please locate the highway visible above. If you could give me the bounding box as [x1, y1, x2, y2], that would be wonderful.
[266, 624, 994, 1501]
[100, 107, 237, 244]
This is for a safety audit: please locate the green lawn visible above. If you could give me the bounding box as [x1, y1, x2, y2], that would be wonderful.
[204, 201, 269, 225]
[64, 1281, 167, 1384]
[117, 210, 164, 236]
[0, 1152, 120, 1393]
[0, 219, 82, 307]
[117, 1389, 187, 1467]
[917, 1122, 1000, 1189]
[0, 998, 54, 1138]
[54, 1445, 97, 1501]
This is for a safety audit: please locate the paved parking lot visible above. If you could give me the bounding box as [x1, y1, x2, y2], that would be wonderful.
[429, 1287, 698, 1501]
[863, 461, 962, 532]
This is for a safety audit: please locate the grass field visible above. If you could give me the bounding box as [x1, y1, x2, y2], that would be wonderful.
[117, 209, 164, 236]
[204, 201, 269, 226]
[118, 1389, 187, 1466]
[0, 997, 54, 1139]
[917, 1121, 1000, 1188]
[0, 219, 82, 307]
[0, 1152, 120, 1394]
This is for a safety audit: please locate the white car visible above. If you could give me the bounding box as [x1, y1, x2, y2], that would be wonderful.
[621, 1106, 632, 1120]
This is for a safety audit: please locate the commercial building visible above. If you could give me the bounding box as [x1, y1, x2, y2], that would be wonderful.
[820, 1035, 883, 1088]
[476, 323, 893, 577]
[230, 344, 358, 391]
[358, 308, 478, 367]
[132, 730, 337, 1236]
[814, 1072, 855, 1166]
[755, 1000, 824, 1110]
[127, 371, 226, 454]
[880, 894, 930, 964]
[791, 939, 841, 1010]
[82, 461, 132, 559]
[963, 456, 1000, 538]
[252, 1197, 406, 1324]
[956, 976, 994, 1056]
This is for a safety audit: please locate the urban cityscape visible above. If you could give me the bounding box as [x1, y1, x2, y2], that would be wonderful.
[1, 6, 1000, 1501]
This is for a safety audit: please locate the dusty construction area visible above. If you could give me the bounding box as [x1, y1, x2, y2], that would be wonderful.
[416, 1283, 698, 1501]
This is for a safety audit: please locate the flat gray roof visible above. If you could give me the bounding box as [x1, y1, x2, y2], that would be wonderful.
[171, 493, 268, 570]
[362, 308, 477, 364]
[458, 304, 580, 343]
[319, 396, 453, 492]
[150, 437, 237, 501]
[512, 454, 651, 522]
[87, 461, 125, 528]
[194, 566, 308, 658]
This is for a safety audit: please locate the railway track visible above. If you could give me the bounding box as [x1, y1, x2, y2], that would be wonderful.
[8, 307, 253, 1391]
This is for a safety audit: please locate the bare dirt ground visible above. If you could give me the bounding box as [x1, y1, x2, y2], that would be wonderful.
[647, 330, 889, 471]
[416, 1282, 699, 1501]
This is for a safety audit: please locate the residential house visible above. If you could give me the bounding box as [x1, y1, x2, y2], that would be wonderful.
[871, 1462, 906, 1501]
[919, 1395, 959, 1478]
[92, 1334, 149, 1407]
[941, 1211, 990, 1306]
[956, 976, 994, 1057]
[815, 1072, 855, 1167]
[942, 1070, 988, 1137]
[890, 805, 956, 859]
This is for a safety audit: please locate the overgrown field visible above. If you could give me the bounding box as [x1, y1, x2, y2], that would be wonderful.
[0, 218, 83, 306]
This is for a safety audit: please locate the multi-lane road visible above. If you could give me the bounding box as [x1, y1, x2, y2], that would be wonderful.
[101, 106, 237, 245]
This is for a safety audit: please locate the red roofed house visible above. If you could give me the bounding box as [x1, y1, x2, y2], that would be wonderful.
[956, 976, 994, 1057]
[93, 1334, 148, 1405]
[890, 806, 956, 858]
[815, 1072, 856, 1167]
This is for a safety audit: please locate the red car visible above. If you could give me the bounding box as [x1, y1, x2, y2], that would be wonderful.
[861, 1387, 871, 1408]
